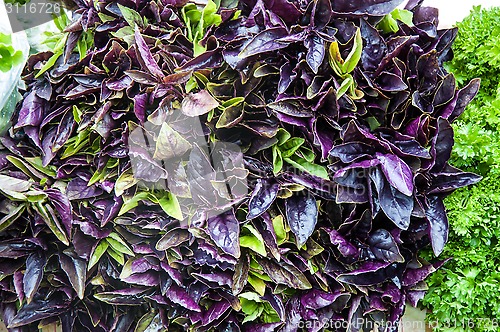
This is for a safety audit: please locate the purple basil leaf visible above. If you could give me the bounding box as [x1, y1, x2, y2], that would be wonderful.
[259, 258, 312, 290]
[134, 27, 164, 78]
[431, 117, 454, 172]
[323, 228, 358, 257]
[337, 261, 393, 286]
[375, 153, 414, 196]
[425, 195, 448, 256]
[23, 251, 46, 303]
[367, 229, 404, 263]
[59, 250, 87, 299]
[440, 78, 480, 122]
[402, 259, 450, 287]
[285, 193, 318, 248]
[239, 28, 289, 58]
[369, 168, 413, 230]
[8, 296, 69, 328]
[247, 179, 280, 219]
[329, 142, 375, 163]
[206, 209, 241, 258]
[305, 33, 325, 74]
[332, 0, 404, 15]
[14, 91, 46, 129]
[165, 284, 201, 312]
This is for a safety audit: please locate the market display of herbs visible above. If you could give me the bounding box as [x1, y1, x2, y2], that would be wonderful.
[0, 0, 482, 331]
[422, 6, 500, 331]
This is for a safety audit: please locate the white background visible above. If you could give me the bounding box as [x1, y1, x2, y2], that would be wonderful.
[421, 0, 500, 27]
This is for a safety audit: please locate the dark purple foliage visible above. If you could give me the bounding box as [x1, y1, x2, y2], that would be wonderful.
[0, 0, 480, 330]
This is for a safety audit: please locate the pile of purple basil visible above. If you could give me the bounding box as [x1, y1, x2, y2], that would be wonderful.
[0, 0, 482, 331]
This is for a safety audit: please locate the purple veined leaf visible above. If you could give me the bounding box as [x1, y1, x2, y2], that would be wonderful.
[433, 74, 456, 107]
[14, 91, 46, 129]
[202, 300, 231, 326]
[120, 256, 160, 280]
[93, 288, 150, 305]
[341, 120, 391, 151]
[333, 159, 380, 179]
[402, 259, 450, 287]
[312, 117, 338, 161]
[375, 36, 418, 77]
[404, 114, 430, 146]
[431, 117, 453, 172]
[263, 0, 301, 24]
[311, 0, 332, 29]
[382, 282, 401, 304]
[367, 229, 404, 263]
[52, 110, 76, 152]
[375, 153, 414, 196]
[332, 0, 404, 15]
[429, 169, 482, 194]
[375, 72, 408, 92]
[259, 258, 312, 289]
[300, 289, 347, 310]
[247, 179, 280, 219]
[439, 78, 480, 122]
[181, 90, 220, 117]
[160, 261, 183, 286]
[425, 195, 448, 256]
[206, 209, 241, 258]
[59, 250, 87, 299]
[406, 290, 426, 307]
[378, 131, 431, 159]
[156, 228, 190, 251]
[369, 167, 413, 230]
[8, 295, 70, 328]
[239, 27, 289, 58]
[134, 27, 165, 78]
[125, 70, 158, 85]
[262, 290, 285, 320]
[280, 172, 336, 200]
[121, 271, 160, 286]
[337, 261, 393, 286]
[23, 251, 46, 303]
[232, 252, 249, 295]
[285, 193, 318, 248]
[412, 3, 439, 25]
[192, 272, 232, 288]
[329, 142, 376, 163]
[128, 144, 168, 183]
[278, 62, 296, 94]
[323, 228, 358, 257]
[67, 177, 104, 200]
[305, 32, 325, 74]
[256, 213, 280, 260]
[106, 75, 133, 91]
[133, 93, 148, 124]
[177, 48, 223, 72]
[281, 296, 302, 332]
[41, 127, 58, 167]
[416, 50, 440, 93]
[268, 99, 313, 118]
[102, 196, 123, 227]
[360, 19, 387, 73]
[336, 184, 369, 203]
[44, 188, 73, 236]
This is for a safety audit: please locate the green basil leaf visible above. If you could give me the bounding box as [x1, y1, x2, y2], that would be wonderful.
[240, 225, 267, 257]
[88, 241, 109, 271]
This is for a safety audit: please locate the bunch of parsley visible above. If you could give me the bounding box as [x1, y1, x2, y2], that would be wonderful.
[422, 6, 500, 331]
